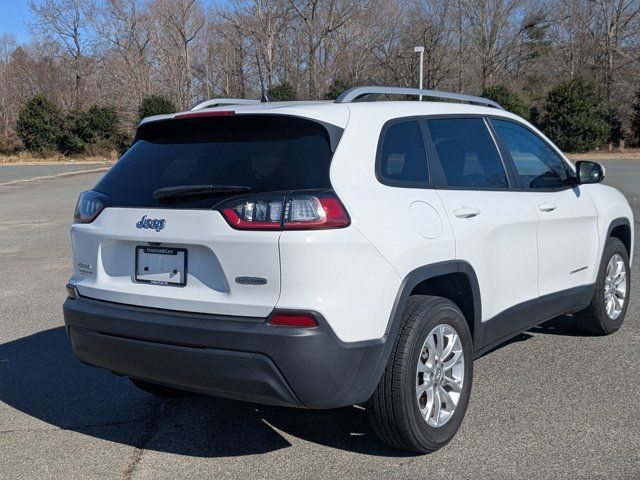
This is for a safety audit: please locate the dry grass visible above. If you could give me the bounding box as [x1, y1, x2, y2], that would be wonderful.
[0, 151, 119, 165]
[566, 150, 640, 161]
[1, 148, 639, 166]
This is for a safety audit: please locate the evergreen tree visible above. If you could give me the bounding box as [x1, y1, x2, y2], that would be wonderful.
[483, 85, 531, 119]
[59, 106, 121, 154]
[16, 96, 64, 154]
[327, 78, 352, 100]
[631, 90, 640, 147]
[268, 82, 296, 101]
[542, 78, 609, 152]
[138, 95, 176, 122]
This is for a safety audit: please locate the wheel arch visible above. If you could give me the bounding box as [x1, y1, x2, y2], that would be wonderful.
[385, 261, 483, 348]
[607, 217, 632, 257]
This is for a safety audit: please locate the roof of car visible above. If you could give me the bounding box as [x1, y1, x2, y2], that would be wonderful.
[139, 86, 527, 128]
[140, 99, 523, 130]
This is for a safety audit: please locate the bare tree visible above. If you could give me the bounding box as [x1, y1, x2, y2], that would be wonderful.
[0, 0, 638, 152]
[549, 0, 597, 80]
[223, 0, 292, 91]
[288, 0, 367, 98]
[411, 0, 458, 89]
[194, 19, 249, 99]
[461, 0, 524, 91]
[151, 0, 205, 109]
[589, 0, 640, 101]
[92, 0, 154, 109]
[29, 0, 95, 108]
[330, 0, 397, 86]
[0, 34, 19, 142]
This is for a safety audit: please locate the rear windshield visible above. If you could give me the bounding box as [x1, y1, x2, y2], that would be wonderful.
[94, 115, 338, 209]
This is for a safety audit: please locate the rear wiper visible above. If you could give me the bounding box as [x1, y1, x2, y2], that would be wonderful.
[153, 184, 251, 202]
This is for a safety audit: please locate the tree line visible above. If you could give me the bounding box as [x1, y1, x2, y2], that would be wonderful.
[1, 0, 640, 156]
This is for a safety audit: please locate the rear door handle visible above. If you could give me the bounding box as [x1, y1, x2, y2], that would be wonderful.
[538, 202, 557, 212]
[454, 207, 481, 219]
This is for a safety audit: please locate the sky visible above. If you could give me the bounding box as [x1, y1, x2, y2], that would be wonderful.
[0, 0, 32, 43]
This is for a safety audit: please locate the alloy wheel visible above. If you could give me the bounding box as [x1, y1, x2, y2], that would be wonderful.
[416, 324, 465, 428]
[604, 253, 626, 320]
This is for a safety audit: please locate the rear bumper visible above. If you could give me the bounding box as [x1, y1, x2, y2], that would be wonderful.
[63, 296, 390, 408]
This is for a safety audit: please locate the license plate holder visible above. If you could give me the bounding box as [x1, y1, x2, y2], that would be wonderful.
[135, 246, 187, 287]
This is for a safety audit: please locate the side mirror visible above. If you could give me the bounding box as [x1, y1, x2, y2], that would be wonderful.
[576, 161, 605, 184]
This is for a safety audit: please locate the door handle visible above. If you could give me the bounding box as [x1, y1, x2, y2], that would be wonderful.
[454, 207, 481, 219]
[538, 202, 557, 212]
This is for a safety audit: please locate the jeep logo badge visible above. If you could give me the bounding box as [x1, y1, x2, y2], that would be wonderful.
[136, 215, 166, 232]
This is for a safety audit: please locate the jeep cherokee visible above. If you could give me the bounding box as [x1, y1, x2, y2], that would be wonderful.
[63, 86, 634, 453]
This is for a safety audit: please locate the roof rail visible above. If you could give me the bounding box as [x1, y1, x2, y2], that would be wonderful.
[191, 98, 260, 111]
[334, 86, 504, 110]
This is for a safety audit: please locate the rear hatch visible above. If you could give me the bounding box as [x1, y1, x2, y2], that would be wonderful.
[71, 113, 341, 317]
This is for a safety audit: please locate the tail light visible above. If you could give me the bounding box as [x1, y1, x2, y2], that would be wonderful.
[74, 190, 111, 223]
[219, 190, 349, 230]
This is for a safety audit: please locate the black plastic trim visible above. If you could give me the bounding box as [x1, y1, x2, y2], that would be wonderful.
[384, 262, 596, 358]
[606, 217, 631, 240]
[384, 261, 483, 346]
[606, 217, 633, 258]
[484, 116, 523, 188]
[575, 160, 605, 185]
[476, 284, 595, 357]
[63, 296, 387, 409]
[69, 325, 303, 407]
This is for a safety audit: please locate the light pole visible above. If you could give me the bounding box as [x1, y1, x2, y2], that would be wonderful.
[414, 46, 424, 100]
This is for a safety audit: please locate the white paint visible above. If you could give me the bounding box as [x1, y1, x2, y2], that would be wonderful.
[409, 201, 442, 239]
[70, 98, 634, 343]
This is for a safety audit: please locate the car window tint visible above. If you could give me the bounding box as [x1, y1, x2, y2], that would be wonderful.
[378, 120, 429, 186]
[426, 118, 508, 189]
[492, 119, 570, 189]
[94, 115, 336, 209]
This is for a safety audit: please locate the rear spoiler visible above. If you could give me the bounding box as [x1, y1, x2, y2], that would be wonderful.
[136, 113, 344, 152]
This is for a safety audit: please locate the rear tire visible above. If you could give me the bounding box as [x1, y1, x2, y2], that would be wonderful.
[129, 378, 189, 397]
[368, 295, 473, 453]
[576, 237, 630, 335]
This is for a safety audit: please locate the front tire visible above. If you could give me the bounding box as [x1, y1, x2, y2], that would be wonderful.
[576, 237, 630, 335]
[368, 295, 473, 453]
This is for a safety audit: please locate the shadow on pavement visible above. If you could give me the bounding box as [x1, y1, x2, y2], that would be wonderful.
[476, 332, 533, 358]
[473, 314, 589, 359]
[529, 314, 592, 337]
[0, 327, 412, 457]
[2, 316, 590, 457]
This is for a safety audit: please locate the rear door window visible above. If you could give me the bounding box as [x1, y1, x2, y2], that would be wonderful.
[95, 115, 338, 208]
[425, 118, 509, 189]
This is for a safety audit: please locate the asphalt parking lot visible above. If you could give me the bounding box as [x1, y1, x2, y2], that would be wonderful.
[0, 161, 638, 479]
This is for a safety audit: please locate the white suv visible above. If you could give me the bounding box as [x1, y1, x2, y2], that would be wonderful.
[64, 86, 633, 453]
